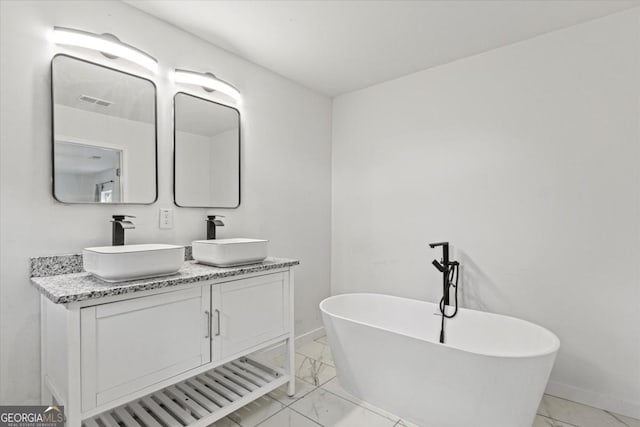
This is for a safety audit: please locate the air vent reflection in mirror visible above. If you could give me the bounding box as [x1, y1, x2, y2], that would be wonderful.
[78, 94, 113, 107]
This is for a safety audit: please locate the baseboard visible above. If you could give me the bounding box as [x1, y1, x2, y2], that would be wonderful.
[546, 380, 640, 419]
[255, 326, 326, 360]
[293, 326, 326, 346]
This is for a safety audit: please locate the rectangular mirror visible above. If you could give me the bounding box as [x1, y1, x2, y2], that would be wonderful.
[51, 54, 157, 204]
[174, 92, 240, 208]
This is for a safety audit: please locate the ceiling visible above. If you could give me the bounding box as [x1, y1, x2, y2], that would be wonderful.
[53, 55, 155, 124]
[124, 0, 640, 97]
[175, 93, 239, 137]
[55, 141, 120, 174]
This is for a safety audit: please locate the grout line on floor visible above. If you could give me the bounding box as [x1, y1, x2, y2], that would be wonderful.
[221, 417, 243, 427]
[281, 384, 318, 408]
[536, 414, 579, 427]
[252, 402, 323, 427]
[252, 405, 281, 427]
[295, 354, 336, 387]
[604, 410, 633, 427]
[317, 385, 402, 424]
[289, 406, 325, 427]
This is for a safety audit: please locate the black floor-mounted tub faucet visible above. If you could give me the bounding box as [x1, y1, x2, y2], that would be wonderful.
[429, 241, 460, 344]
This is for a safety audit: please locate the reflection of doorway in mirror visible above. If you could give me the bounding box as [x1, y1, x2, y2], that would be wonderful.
[97, 180, 114, 202]
[54, 138, 126, 203]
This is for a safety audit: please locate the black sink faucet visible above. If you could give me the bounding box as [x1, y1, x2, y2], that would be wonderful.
[111, 215, 135, 246]
[206, 215, 225, 239]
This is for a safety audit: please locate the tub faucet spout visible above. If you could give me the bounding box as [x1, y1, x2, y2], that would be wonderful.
[429, 241, 448, 248]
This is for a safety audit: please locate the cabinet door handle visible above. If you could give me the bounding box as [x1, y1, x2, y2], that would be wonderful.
[214, 309, 221, 336]
[205, 310, 211, 338]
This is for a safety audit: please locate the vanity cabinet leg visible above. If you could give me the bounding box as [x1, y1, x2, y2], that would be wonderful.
[287, 335, 296, 397]
[287, 270, 296, 397]
[67, 307, 82, 427]
[41, 296, 50, 405]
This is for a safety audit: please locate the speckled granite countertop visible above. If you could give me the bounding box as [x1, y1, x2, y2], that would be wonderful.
[31, 258, 299, 304]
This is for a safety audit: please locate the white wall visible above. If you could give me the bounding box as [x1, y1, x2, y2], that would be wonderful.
[332, 9, 640, 418]
[55, 169, 120, 203]
[209, 128, 240, 207]
[174, 128, 239, 207]
[54, 172, 93, 202]
[0, 0, 332, 404]
[175, 130, 212, 206]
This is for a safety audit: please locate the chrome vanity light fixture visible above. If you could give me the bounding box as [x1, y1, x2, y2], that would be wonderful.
[173, 69, 241, 101]
[51, 26, 158, 73]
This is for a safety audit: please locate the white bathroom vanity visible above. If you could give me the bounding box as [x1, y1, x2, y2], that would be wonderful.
[31, 256, 298, 427]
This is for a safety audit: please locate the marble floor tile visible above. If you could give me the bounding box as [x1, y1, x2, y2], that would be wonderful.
[266, 354, 286, 369]
[248, 349, 280, 366]
[394, 414, 575, 427]
[268, 378, 317, 406]
[314, 336, 329, 345]
[538, 395, 635, 427]
[295, 355, 337, 386]
[256, 407, 322, 427]
[394, 420, 438, 427]
[272, 353, 337, 386]
[320, 378, 398, 422]
[607, 412, 640, 427]
[393, 420, 419, 427]
[290, 387, 397, 427]
[532, 414, 578, 427]
[209, 416, 242, 427]
[296, 340, 335, 367]
[228, 395, 284, 427]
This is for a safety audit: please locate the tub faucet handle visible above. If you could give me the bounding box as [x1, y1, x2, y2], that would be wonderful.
[111, 215, 135, 229]
[112, 214, 136, 220]
[432, 259, 445, 273]
[206, 215, 225, 226]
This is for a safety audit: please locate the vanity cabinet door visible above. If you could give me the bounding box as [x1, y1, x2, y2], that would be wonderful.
[80, 286, 211, 411]
[212, 273, 290, 361]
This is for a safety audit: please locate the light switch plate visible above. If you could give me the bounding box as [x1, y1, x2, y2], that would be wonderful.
[159, 208, 173, 229]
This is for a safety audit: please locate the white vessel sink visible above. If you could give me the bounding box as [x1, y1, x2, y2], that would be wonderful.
[192, 238, 268, 267]
[83, 244, 185, 282]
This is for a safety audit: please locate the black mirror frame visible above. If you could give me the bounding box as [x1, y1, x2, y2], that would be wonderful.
[50, 53, 159, 205]
[172, 91, 241, 209]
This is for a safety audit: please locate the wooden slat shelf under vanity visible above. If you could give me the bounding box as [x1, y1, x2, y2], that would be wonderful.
[81, 357, 287, 427]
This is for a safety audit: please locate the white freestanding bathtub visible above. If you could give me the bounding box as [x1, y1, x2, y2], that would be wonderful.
[320, 293, 560, 427]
